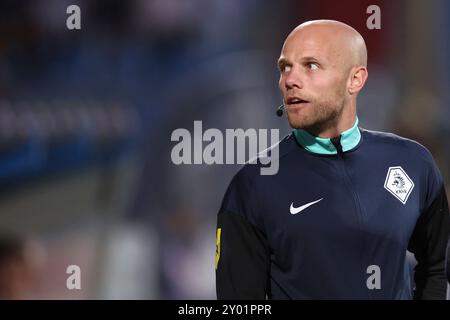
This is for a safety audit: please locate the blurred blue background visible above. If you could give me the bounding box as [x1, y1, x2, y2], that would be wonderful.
[0, 0, 448, 299]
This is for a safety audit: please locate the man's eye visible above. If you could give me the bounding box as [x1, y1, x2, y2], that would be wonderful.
[280, 65, 291, 73]
[307, 63, 319, 70]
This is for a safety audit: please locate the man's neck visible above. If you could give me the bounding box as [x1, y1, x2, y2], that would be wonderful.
[307, 106, 356, 138]
[293, 116, 361, 155]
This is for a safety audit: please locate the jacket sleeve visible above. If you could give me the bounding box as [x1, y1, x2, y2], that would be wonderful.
[408, 182, 450, 299]
[447, 237, 450, 291]
[215, 171, 271, 299]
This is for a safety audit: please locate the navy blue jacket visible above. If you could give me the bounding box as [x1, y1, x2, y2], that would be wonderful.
[216, 121, 450, 299]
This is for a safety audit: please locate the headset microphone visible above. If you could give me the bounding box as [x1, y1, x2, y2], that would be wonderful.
[276, 104, 284, 117]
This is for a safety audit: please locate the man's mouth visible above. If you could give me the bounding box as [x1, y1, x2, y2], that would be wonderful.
[286, 97, 309, 105]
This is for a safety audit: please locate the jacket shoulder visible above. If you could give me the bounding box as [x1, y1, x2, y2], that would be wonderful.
[361, 128, 435, 163]
[234, 133, 297, 181]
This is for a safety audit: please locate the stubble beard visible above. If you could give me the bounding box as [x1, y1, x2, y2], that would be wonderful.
[287, 90, 346, 136]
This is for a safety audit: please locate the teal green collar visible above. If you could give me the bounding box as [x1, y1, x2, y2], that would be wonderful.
[293, 117, 361, 155]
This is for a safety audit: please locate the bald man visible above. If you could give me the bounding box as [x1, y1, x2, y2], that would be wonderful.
[278, 20, 367, 137]
[216, 20, 450, 299]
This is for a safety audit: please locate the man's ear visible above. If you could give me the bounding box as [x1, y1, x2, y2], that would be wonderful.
[348, 66, 368, 95]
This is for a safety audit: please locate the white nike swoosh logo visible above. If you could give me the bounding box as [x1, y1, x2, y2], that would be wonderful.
[290, 198, 323, 214]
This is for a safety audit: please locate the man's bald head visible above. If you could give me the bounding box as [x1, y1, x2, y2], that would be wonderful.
[278, 20, 369, 137]
[286, 20, 367, 70]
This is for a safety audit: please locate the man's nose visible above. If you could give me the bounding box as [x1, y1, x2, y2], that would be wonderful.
[284, 69, 303, 90]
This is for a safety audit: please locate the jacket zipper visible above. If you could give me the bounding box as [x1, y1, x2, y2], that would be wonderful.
[331, 138, 365, 227]
[332, 137, 372, 299]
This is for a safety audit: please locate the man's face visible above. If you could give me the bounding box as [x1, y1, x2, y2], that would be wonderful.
[278, 29, 350, 131]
